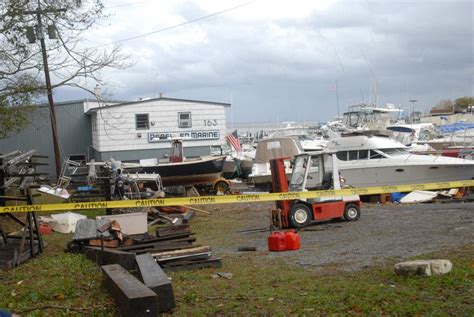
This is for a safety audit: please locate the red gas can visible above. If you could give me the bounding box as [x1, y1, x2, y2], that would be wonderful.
[38, 223, 52, 235]
[285, 230, 301, 250]
[268, 232, 286, 251]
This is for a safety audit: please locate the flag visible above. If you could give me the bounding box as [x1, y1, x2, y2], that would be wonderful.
[226, 130, 241, 152]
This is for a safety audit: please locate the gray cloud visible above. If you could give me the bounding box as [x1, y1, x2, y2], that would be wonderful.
[55, 0, 473, 123]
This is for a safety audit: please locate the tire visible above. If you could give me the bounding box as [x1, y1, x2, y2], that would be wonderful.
[289, 203, 312, 228]
[214, 180, 229, 193]
[343, 203, 360, 221]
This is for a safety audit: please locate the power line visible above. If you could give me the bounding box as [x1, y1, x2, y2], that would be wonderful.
[89, 0, 256, 49]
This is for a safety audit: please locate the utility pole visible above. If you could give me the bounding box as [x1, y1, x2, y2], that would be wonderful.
[335, 80, 340, 118]
[25, 1, 66, 178]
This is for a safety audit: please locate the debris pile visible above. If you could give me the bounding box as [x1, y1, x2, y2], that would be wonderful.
[67, 210, 220, 315]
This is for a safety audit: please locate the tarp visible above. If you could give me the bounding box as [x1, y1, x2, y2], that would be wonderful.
[438, 122, 474, 134]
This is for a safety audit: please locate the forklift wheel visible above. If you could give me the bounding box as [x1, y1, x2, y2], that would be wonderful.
[344, 203, 360, 221]
[289, 203, 312, 228]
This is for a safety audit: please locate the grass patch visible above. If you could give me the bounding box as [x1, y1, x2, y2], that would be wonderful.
[0, 249, 114, 315]
[167, 244, 474, 316]
[0, 205, 472, 316]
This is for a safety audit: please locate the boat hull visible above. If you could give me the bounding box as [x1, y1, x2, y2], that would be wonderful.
[339, 163, 474, 187]
[223, 158, 240, 179]
[125, 156, 226, 187]
[239, 159, 254, 179]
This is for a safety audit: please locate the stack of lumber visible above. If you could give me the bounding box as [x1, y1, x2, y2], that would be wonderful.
[152, 245, 221, 271]
[77, 223, 221, 272]
[118, 224, 221, 271]
[117, 225, 196, 255]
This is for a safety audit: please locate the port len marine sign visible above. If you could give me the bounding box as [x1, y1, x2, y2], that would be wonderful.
[148, 130, 220, 142]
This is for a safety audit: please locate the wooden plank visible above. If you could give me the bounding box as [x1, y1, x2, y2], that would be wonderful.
[132, 244, 198, 255]
[157, 253, 211, 263]
[132, 232, 194, 244]
[152, 246, 210, 258]
[89, 239, 119, 248]
[162, 257, 222, 272]
[182, 205, 211, 215]
[102, 264, 158, 317]
[118, 237, 196, 251]
[136, 254, 176, 312]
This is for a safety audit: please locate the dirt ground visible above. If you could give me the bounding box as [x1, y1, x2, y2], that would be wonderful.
[197, 200, 474, 272]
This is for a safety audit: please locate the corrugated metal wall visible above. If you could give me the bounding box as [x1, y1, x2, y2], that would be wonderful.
[0, 101, 92, 179]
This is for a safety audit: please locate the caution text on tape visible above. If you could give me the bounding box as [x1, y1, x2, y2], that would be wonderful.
[1, 180, 473, 214]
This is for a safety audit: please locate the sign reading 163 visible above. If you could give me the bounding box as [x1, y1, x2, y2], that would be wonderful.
[203, 119, 217, 126]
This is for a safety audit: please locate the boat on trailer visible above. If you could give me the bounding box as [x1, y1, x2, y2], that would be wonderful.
[120, 139, 226, 187]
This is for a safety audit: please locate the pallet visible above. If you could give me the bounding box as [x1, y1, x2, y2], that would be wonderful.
[0, 238, 42, 269]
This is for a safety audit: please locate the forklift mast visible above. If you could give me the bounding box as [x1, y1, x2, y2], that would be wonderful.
[270, 157, 292, 227]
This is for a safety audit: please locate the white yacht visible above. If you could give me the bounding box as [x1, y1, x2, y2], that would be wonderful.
[386, 123, 437, 153]
[266, 123, 327, 151]
[342, 103, 403, 131]
[327, 132, 474, 187]
[413, 123, 474, 151]
[386, 123, 435, 145]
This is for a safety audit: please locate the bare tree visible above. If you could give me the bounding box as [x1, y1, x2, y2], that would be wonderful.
[1, 0, 130, 175]
[0, 0, 129, 136]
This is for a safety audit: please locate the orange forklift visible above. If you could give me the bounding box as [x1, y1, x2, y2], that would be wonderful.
[270, 150, 361, 228]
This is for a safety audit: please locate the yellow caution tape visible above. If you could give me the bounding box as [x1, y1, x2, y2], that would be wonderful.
[1, 180, 473, 214]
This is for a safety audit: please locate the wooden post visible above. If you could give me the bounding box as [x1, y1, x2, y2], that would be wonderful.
[26, 188, 43, 252]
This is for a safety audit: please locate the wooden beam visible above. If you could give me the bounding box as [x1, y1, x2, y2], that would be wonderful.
[136, 254, 175, 312]
[102, 264, 158, 317]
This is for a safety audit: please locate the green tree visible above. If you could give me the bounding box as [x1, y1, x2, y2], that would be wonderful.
[454, 96, 474, 109]
[0, 0, 129, 138]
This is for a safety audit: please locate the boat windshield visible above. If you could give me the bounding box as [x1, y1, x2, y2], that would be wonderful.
[336, 148, 408, 160]
[379, 148, 409, 157]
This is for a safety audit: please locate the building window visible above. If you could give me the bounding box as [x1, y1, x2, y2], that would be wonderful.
[136, 114, 149, 130]
[178, 112, 191, 128]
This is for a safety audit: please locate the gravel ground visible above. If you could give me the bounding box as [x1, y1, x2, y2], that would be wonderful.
[208, 201, 474, 271]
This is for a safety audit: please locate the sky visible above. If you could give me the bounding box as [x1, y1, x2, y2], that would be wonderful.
[54, 0, 474, 123]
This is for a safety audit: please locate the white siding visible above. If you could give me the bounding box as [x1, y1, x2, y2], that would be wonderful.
[93, 99, 226, 152]
[91, 113, 100, 149]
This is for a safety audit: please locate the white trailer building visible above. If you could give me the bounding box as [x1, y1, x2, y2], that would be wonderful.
[87, 96, 230, 161]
